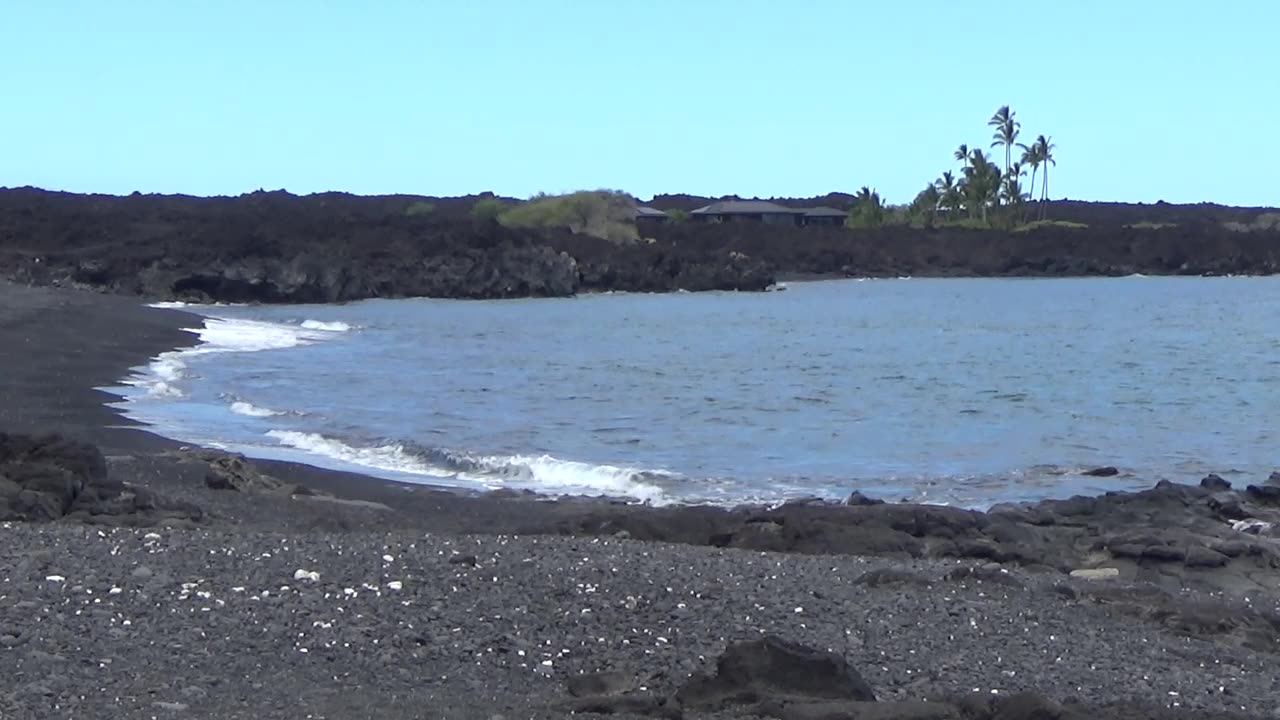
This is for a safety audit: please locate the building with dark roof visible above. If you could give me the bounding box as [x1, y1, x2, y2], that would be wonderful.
[799, 206, 849, 227]
[632, 206, 671, 224]
[689, 200, 847, 227]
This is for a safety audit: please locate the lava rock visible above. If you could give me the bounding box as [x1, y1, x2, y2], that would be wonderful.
[675, 636, 876, 711]
[846, 491, 885, 507]
[1200, 474, 1231, 491]
[1082, 466, 1120, 478]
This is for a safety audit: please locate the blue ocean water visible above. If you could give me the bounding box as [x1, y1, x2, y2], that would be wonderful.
[116, 277, 1280, 507]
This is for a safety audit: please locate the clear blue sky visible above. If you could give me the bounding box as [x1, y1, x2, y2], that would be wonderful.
[2, 1, 1276, 205]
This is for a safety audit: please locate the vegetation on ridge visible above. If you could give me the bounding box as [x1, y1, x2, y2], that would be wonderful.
[851, 106, 1058, 230]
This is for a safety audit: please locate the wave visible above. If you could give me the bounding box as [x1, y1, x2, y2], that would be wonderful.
[120, 316, 353, 399]
[300, 319, 352, 332]
[229, 401, 284, 418]
[264, 430, 673, 504]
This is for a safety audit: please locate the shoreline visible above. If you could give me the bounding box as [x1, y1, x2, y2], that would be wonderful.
[2, 279, 1279, 718]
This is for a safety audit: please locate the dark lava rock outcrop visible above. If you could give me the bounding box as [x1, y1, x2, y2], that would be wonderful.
[536, 476, 1280, 594]
[565, 636, 1233, 719]
[3, 188, 1279, 304]
[0, 188, 772, 303]
[0, 432, 201, 526]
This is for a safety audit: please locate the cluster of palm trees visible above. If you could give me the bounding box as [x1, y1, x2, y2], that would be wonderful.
[893, 106, 1056, 227]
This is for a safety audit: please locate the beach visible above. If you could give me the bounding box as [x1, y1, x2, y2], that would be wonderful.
[1, 281, 1278, 719]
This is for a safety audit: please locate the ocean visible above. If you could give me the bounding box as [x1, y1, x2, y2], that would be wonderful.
[114, 276, 1280, 507]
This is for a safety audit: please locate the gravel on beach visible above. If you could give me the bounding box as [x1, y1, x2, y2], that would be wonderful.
[1, 520, 1275, 719]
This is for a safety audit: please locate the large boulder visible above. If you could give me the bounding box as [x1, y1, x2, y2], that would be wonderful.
[0, 433, 202, 526]
[0, 433, 99, 521]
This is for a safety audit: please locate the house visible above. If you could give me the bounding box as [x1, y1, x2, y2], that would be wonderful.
[690, 200, 801, 225]
[689, 199, 848, 227]
[800, 206, 848, 227]
[633, 206, 671, 224]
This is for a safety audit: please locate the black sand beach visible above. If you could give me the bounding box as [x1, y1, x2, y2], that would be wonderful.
[2, 281, 1279, 719]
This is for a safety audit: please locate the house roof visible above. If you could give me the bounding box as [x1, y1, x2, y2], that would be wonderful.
[690, 200, 801, 215]
[633, 206, 670, 218]
[801, 206, 849, 217]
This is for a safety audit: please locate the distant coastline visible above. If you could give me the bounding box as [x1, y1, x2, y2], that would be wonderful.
[1, 187, 1278, 305]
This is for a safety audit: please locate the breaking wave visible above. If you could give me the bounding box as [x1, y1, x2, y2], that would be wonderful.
[264, 430, 674, 504]
[120, 316, 353, 399]
[229, 401, 284, 418]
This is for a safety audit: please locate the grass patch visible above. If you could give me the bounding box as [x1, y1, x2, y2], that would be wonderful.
[1125, 221, 1177, 230]
[1013, 220, 1088, 232]
[937, 218, 995, 230]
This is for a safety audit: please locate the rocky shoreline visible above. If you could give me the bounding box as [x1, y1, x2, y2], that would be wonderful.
[2, 188, 1279, 305]
[1, 281, 1278, 718]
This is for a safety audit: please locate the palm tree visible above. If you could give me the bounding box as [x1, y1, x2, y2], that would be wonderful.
[962, 149, 1001, 222]
[1000, 171, 1026, 207]
[1031, 135, 1056, 219]
[911, 183, 941, 226]
[1017, 141, 1043, 211]
[988, 105, 1020, 176]
[934, 171, 961, 218]
[848, 186, 886, 228]
[954, 144, 970, 168]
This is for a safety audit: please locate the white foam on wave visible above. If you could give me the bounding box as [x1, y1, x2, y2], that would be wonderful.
[266, 430, 451, 478]
[300, 319, 352, 332]
[264, 430, 672, 504]
[230, 401, 284, 418]
[464, 453, 671, 504]
[122, 316, 352, 399]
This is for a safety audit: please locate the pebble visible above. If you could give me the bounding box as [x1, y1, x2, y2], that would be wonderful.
[1069, 568, 1120, 580]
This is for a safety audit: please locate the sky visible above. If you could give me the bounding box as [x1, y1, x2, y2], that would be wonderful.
[1, 1, 1276, 205]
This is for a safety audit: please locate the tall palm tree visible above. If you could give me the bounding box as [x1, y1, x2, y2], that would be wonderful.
[1017, 141, 1043, 211]
[1031, 135, 1057, 219]
[988, 105, 1020, 176]
[954, 144, 970, 168]
[934, 171, 960, 217]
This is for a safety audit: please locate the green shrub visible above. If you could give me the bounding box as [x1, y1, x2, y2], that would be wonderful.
[405, 200, 436, 217]
[667, 208, 690, 224]
[500, 189, 639, 244]
[471, 197, 505, 226]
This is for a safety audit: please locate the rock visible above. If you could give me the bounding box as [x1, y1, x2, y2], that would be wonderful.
[1069, 568, 1120, 580]
[1268, 471, 1280, 487]
[1200, 474, 1231, 491]
[1139, 545, 1186, 563]
[1245, 484, 1280, 505]
[852, 568, 932, 588]
[757, 699, 958, 720]
[293, 569, 320, 582]
[448, 554, 478, 567]
[0, 434, 201, 525]
[198, 450, 296, 494]
[131, 565, 154, 580]
[845, 491, 885, 507]
[1207, 492, 1249, 520]
[675, 636, 876, 711]
[991, 691, 1063, 720]
[1184, 546, 1230, 569]
[565, 670, 639, 697]
[152, 701, 189, 712]
[1082, 466, 1119, 477]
